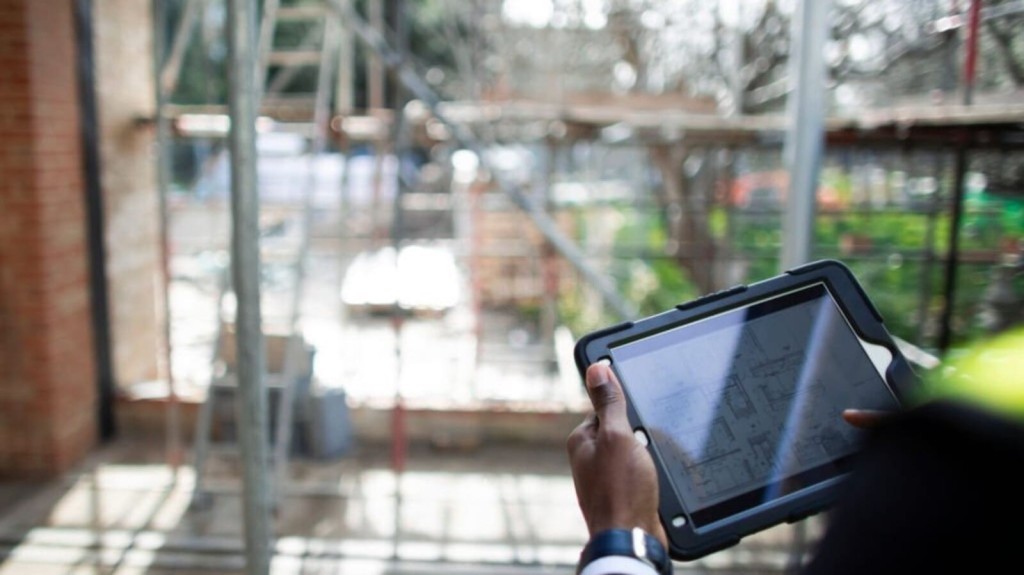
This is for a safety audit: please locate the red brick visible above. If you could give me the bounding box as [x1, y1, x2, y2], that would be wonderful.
[0, 0, 97, 478]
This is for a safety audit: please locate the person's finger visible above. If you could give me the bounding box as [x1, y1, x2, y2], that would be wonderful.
[585, 361, 629, 431]
[842, 409, 891, 429]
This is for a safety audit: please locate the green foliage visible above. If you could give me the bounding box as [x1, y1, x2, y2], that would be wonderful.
[631, 259, 699, 316]
[562, 199, 1014, 350]
[842, 258, 940, 343]
[614, 206, 697, 315]
[558, 282, 613, 340]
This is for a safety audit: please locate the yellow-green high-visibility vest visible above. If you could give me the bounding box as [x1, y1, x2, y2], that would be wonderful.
[915, 328, 1024, 423]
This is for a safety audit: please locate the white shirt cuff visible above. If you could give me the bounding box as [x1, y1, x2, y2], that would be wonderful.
[579, 555, 660, 575]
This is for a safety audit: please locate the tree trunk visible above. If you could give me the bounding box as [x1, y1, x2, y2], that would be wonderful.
[649, 144, 720, 295]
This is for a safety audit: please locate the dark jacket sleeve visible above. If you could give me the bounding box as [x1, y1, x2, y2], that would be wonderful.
[802, 400, 1024, 575]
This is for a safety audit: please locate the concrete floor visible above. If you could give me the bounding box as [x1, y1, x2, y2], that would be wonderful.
[0, 438, 823, 575]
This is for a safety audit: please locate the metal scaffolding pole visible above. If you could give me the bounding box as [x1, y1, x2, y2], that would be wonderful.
[256, 0, 280, 96]
[226, 0, 272, 572]
[335, 0, 354, 115]
[159, 0, 202, 97]
[153, 0, 184, 470]
[271, 10, 340, 508]
[368, 0, 385, 110]
[780, 3, 829, 562]
[780, 0, 830, 270]
[388, 0, 410, 478]
[326, 0, 637, 320]
[938, 0, 983, 354]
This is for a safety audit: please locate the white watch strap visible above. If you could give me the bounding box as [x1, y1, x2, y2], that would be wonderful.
[579, 555, 660, 575]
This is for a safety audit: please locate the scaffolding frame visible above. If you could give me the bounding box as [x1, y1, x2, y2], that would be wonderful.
[150, 1, 1021, 572]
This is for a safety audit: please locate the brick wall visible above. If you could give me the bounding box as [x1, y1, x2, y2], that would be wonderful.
[0, 0, 98, 477]
[93, 0, 161, 388]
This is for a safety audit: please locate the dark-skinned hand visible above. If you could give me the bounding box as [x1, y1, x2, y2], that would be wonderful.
[567, 363, 892, 552]
[567, 360, 668, 549]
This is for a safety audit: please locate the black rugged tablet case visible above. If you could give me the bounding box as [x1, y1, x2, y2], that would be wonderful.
[573, 259, 918, 561]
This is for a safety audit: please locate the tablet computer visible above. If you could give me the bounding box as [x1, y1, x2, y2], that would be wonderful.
[574, 260, 918, 560]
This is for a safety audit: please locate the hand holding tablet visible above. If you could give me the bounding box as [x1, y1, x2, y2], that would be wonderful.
[573, 260, 918, 560]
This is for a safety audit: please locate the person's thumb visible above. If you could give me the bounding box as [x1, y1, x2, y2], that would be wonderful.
[585, 361, 629, 430]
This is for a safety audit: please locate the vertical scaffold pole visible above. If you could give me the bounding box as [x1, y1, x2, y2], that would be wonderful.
[937, 0, 983, 354]
[780, 1, 830, 568]
[226, 0, 273, 572]
[780, 0, 831, 270]
[152, 0, 184, 471]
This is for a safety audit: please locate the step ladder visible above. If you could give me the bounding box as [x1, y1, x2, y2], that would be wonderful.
[190, 0, 343, 511]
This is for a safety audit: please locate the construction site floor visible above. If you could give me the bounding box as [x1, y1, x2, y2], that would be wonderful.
[0, 439, 824, 575]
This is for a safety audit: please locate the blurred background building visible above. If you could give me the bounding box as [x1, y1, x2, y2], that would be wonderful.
[0, 0, 1021, 573]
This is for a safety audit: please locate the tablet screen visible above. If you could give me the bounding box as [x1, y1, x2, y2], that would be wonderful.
[609, 283, 899, 528]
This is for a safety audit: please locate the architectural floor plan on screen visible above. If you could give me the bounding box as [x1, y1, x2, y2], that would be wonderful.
[617, 293, 897, 513]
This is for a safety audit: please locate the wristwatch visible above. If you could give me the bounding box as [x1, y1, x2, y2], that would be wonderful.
[578, 527, 672, 575]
